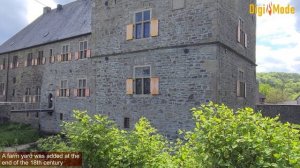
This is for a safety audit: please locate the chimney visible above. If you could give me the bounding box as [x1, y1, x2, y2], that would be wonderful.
[57, 4, 63, 11]
[43, 7, 51, 14]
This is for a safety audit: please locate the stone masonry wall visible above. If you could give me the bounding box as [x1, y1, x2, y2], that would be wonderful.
[0, 34, 94, 133]
[94, 44, 219, 139]
[257, 105, 300, 124]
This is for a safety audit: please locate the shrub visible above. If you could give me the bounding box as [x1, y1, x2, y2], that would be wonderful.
[38, 104, 300, 167]
[181, 103, 300, 168]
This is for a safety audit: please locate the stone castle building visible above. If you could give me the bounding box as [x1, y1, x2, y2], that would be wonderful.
[0, 0, 256, 138]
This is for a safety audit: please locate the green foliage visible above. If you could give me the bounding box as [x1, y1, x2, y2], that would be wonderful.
[0, 123, 40, 147]
[184, 103, 300, 167]
[38, 104, 300, 168]
[257, 72, 300, 103]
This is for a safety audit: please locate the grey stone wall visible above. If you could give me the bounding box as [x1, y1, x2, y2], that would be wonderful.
[0, 104, 10, 124]
[257, 105, 300, 124]
[92, 0, 218, 56]
[0, 34, 94, 133]
[218, 45, 256, 108]
[93, 44, 219, 139]
[218, 0, 256, 63]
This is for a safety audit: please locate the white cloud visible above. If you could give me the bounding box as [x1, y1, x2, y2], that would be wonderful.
[256, 0, 300, 73]
[25, 0, 57, 23]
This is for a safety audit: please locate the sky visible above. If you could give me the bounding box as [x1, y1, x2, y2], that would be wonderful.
[0, 0, 299, 73]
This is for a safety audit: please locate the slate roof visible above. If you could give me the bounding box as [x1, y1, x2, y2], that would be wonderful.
[0, 0, 91, 54]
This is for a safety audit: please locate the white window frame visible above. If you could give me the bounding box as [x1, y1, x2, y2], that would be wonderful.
[133, 9, 152, 39]
[79, 41, 88, 59]
[237, 68, 246, 98]
[77, 78, 87, 97]
[133, 65, 151, 95]
[61, 44, 70, 61]
[60, 80, 68, 97]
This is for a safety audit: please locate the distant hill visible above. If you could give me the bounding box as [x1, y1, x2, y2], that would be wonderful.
[257, 72, 300, 103]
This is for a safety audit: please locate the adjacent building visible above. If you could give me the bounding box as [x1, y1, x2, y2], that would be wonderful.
[0, 0, 256, 138]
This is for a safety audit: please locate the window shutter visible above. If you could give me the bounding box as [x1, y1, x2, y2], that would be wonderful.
[28, 96, 32, 103]
[3, 89, 5, 96]
[74, 89, 78, 97]
[75, 52, 79, 60]
[32, 96, 36, 103]
[237, 21, 241, 43]
[66, 89, 70, 97]
[126, 79, 133, 95]
[244, 82, 247, 98]
[151, 77, 159, 95]
[31, 59, 34, 66]
[16, 62, 19, 68]
[56, 89, 60, 97]
[0, 65, 3, 70]
[237, 80, 241, 97]
[52, 56, 55, 63]
[126, 24, 134, 40]
[85, 88, 90, 97]
[151, 19, 159, 37]
[10, 63, 13, 69]
[87, 49, 91, 58]
[42, 57, 46, 64]
[244, 33, 248, 48]
[68, 52, 72, 61]
[23, 96, 26, 102]
[57, 55, 62, 62]
[35, 59, 38, 65]
[24, 60, 27, 67]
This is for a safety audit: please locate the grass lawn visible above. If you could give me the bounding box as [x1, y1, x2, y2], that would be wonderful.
[0, 123, 40, 147]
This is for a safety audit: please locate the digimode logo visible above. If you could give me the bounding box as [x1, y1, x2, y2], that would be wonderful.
[249, 1, 296, 16]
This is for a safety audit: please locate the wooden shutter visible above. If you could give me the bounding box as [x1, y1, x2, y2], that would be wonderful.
[85, 88, 90, 97]
[244, 82, 247, 98]
[56, 89, 60, 97]
[28, 96, 32, 103]
[75, 52, 79, 60]
[2, 89, 5, 96]
[42, 57, 46, 64]
[10, 63, 13, 69]
[0, 65, 3, 70]
[87, 49, 91, 58]
[32, 96, 36, 103]
[68, 52, 72, 61]
[24, 60, 27, 67]
[74, 89, 78, 97]
[16, 62, 19, 68]
[126, 79, 133, 95]
[151, 19, 159, 37]
[66, 89, 70, 97]
[237, 21, 241, 43]
[126, 24, 134, 40]
[23, 96, 26, 102]
[57, 55, 62, 62]
[237, 80, 241, 97]
[35, 59, 38, 65]
[244, 33, 248, 48]
[151, 77, 159, 95]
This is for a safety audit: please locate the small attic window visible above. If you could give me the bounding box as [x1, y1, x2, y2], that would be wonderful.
[10, 42, 15, 46]
[43, 32, 49, 37]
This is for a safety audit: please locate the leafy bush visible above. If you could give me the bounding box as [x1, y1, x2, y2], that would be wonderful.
[38, 104, 300, 168]
[180, 103, 300, 167]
